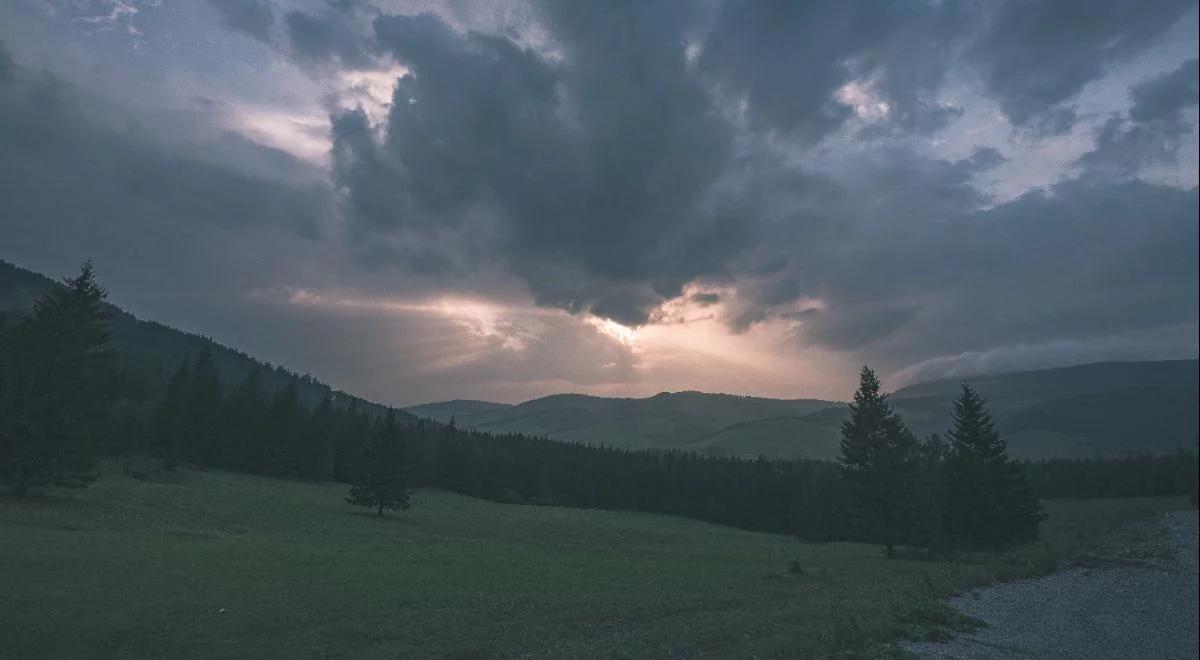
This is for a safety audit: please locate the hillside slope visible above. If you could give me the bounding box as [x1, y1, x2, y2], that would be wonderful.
[0, 259, 401, 417]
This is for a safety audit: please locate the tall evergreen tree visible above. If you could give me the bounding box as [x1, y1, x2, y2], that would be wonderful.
[838, 366, 921, 557]
[0, 262, 113, 495]
[346, 413, 412, 516]
[942, 385, 1044, 549]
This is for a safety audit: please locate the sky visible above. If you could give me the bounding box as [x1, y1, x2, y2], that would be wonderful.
[0, 0, 1197, 406]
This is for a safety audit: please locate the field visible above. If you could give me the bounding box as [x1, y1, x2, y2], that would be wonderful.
[0, 469, 1189, 659]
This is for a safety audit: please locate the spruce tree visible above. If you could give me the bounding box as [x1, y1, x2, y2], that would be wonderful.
[942, 384, 1044, 549]
[0, 262, 113, 495]
[346, 413, 412, 516]
[838, 365, 921, 557]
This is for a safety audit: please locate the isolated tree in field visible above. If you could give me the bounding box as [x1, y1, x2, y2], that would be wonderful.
[942, 385, 1044, 549]
[347, 413, 413, 516]
[0, 262, 113, 496]
[838, 366, 921, 557]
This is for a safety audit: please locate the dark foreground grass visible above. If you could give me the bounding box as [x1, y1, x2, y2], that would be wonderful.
[0, 468, 1188, 659]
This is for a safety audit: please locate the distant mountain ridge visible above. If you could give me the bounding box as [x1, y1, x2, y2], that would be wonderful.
[407, 391, 841, 454]
[409, 360, 1199, 460]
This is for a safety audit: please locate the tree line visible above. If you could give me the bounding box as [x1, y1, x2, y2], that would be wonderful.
[2, 264, 1196, 547]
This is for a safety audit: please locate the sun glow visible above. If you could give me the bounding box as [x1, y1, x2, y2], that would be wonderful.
[282, 289, 547, 353]
[585, 317, 640, 346]
[274, 285, 855, 399]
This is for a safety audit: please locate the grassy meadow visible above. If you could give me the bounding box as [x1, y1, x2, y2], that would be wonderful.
[0, 468, 1188, 659]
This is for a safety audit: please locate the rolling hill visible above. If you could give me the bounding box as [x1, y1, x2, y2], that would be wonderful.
[408, 391, 841, 453]
[409, 361, 1199, 460]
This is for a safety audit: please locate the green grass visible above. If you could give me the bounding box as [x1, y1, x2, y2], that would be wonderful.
[0, 469, 1188, 659]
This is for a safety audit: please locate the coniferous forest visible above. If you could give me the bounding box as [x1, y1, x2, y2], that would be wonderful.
[2, 265, 1197, 548]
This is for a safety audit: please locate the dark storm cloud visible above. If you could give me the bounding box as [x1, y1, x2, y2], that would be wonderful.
[787, 178, 1197, 360]
[0, 40, 13, 83]
[331, 0, 1196, 366]
[699, 0, 970, 141]
[1077, 59, 1199, 179]
[269, 2, 1199, 373]
[948, 177, 1198, 348]
[0, 52, 335, 283]
[1078, 116, 1189, 180]
[0, 98, 328, 234]
[209, 0, 275, 42]
[722, 139, 1196, 364]
[335, 5, 760, 325]
[698, 0, 1194, 139]
[1130, 58, 1199, 124]
[284, 3, 378, 68]
[967, 0, 1194, 131]
[798, 306, 919, 351]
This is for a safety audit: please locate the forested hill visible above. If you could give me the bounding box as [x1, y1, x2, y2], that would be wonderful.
[409, 361, 1199, 460]
[0, 259, 401, 419]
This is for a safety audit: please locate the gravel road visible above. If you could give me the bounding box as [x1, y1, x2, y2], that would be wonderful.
[907, 510, 1199, 660]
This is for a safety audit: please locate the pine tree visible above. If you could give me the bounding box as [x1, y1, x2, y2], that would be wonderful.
[0, 262, 113, 495]
[346, 413, 412, 516]
[838, 365, 921, 557]
[942, 384, 1044, 549]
